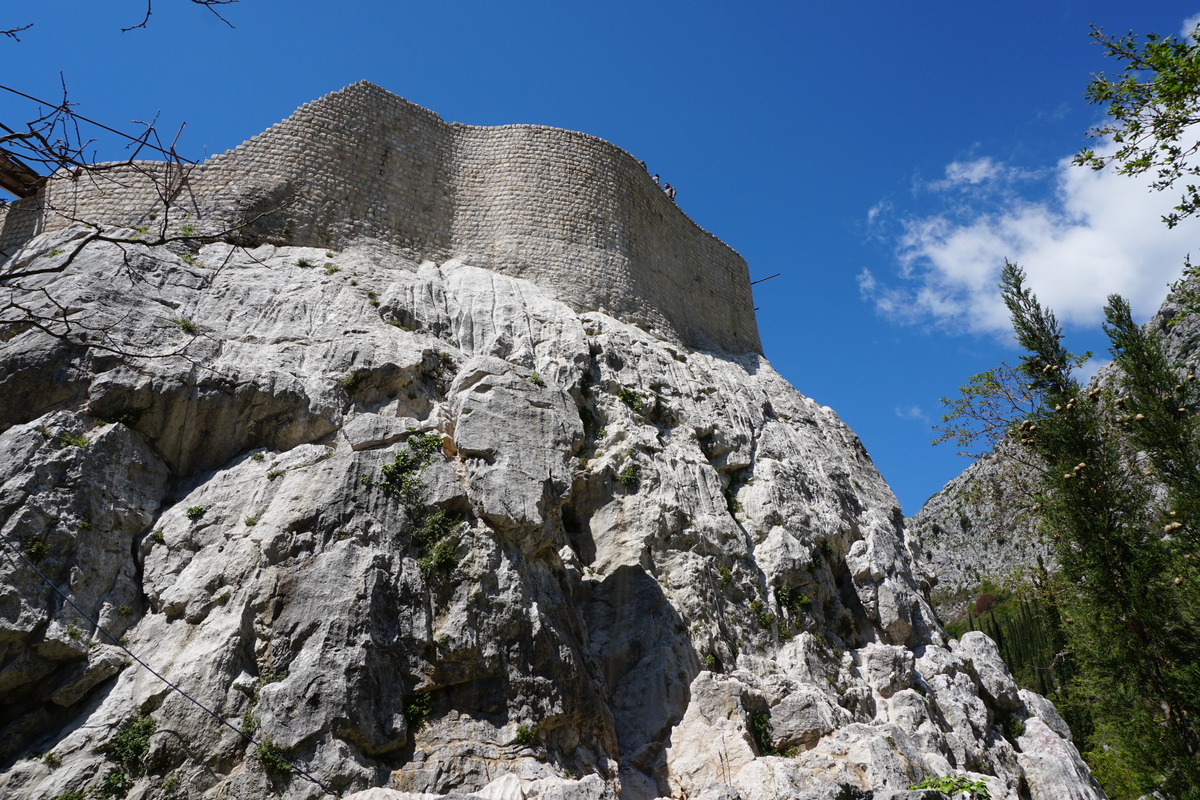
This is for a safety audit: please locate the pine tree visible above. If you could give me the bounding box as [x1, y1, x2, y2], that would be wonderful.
[1001, 263, 1200, 797]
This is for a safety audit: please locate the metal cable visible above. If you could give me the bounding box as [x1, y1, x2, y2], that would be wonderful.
[0, 84, 197, 164]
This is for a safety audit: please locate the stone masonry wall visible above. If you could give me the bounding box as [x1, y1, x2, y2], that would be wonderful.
[0, 81, 760, 354]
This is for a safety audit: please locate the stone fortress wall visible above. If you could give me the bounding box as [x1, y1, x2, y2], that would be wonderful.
[0, 81, 760, 354]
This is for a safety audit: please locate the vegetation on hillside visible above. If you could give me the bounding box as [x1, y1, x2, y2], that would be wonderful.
[936, 23, 1200, 797]
[1000, 264, 1200, 797]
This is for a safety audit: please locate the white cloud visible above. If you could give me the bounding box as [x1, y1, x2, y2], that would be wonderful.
[894, 404, 928, 422]
[856, 268, 876, 296]
[864, 139, 1194, 335]
[1183, 13, 1200, 39]
[931, 157, 1002, 189]
[867, 200, 890, 223]
[926, 156, 1037, 193]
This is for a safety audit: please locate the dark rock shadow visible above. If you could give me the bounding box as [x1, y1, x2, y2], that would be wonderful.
[583, 564, 697, 800]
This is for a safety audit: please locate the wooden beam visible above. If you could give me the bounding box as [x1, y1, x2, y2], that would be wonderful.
[0, 148, 45, 198]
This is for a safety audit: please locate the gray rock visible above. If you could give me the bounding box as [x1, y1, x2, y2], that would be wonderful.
[0, 226, 1100, 800]
[956, 632, 1023, 713]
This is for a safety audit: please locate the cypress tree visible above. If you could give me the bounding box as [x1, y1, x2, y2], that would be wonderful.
[1000, 263, 1200, 797]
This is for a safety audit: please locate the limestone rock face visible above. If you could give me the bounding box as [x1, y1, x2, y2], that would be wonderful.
[0, 228, 1102, 800]
[904, 439, 1046, 621]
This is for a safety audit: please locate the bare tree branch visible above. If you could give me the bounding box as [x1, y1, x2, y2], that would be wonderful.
[3, 2, 238, 41]
[123, 0, 239, 33]
[1, 23, 32, 41]
[1, 80, 290, 363]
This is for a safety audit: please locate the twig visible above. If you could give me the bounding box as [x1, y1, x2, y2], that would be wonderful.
[123, 0, 239, 32]
[1, 23, 33, 41]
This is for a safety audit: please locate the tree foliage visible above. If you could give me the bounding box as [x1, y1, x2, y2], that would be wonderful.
[933, 356, 1086, 458]
[997, 263, 1200, 798]
[932, 362, 1038, 458]
[937, 19, 1200, 798]
[1074, 24, 1200, 228]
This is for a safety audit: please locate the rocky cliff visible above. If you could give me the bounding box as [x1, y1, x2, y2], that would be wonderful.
[0, 93, 1103, 800]
[905, 440, 1045, 620]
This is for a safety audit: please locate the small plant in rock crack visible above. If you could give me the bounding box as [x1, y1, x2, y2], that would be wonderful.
[428, 351, 457, 391]
[296, 258, 314, 269]
[417, 537, 459, 578]
[749, 710, 778, 756]
[93, 713, 156, 795]
[172, 316, 199, 335]
[239, 709, 258, 737]
[404, 691, 433, 729]
[1000, 712, 1026, 741]
[907, 776, 990, 799]
[528, 371, 546, 387]
[617, 463, 640, 489]
[372, 432, 444, 509]
[51, 430, 89, 447]
[775, 585, 811, 616]
[339, 368, 368, 393]
[616, 386, 645, 413]
[718, 565, 733, 587]
[22, 538, 48, 563]
[185, 505, 206, 521]
[93, 769, 134, 798]
[749, 599, 775, 629]
[515, 724, 539, 747]
[413, 508, 463, 577]
[259, 669, 288, 690]
[255, 736, 294, 777]
[367, 432, 461, 579]
[415, 507, 461, 545]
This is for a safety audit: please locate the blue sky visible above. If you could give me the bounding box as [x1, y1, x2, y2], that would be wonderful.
[3, 0, 1198, 512]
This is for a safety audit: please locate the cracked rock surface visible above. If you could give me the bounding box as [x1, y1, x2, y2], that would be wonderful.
[0, 228, 1102, 799]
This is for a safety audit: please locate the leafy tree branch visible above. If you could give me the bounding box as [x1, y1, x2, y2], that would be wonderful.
[1074, 24, 1200, 228]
